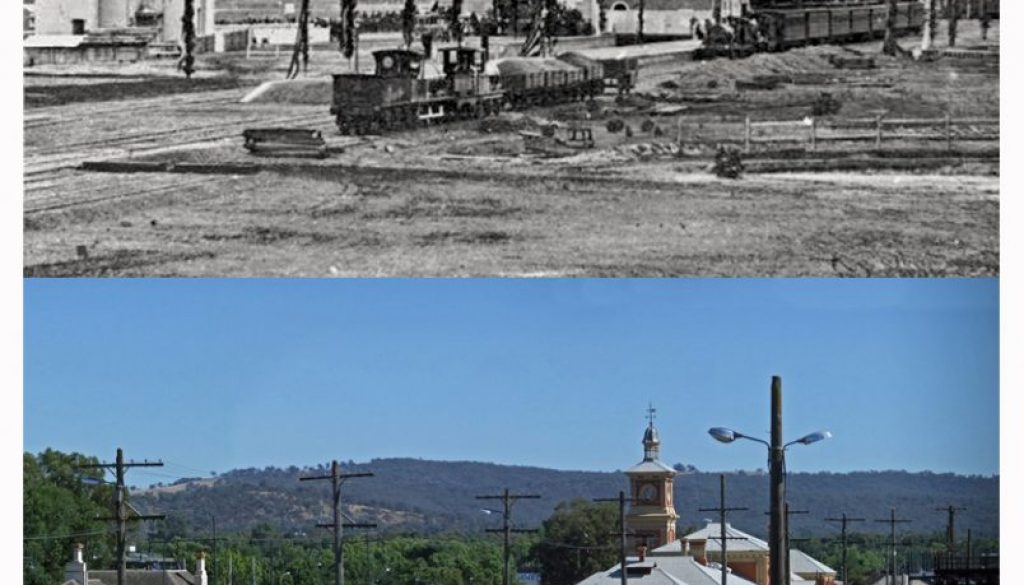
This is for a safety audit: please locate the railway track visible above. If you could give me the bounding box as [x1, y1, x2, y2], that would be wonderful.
[24, 88, 252, 125]
[24, 110, 331, 178]
[24, 95, 333, 214]
[24, 174, 237, 215]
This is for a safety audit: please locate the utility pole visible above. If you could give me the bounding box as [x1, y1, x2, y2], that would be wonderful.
[78, 448, 166, 585]
[935, 505, 966, 553]
[769, 376, 786, 585]
[251, 557, 256, 585]
[825, 513, 865, 585]
[477, 489, 541, 585]
[783, 504, 808, 583]
[300, 461, 375, 585]
[875, 509, 911, 585]
[594, 491, 639, 585]
[699, 475, 749, 585]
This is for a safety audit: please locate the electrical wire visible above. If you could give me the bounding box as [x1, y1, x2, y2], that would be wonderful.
[23, 528, 114, 541]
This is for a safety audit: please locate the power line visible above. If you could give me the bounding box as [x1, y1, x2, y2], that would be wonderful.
[875, 508, 911, 585]
[300, 460, 375, 585]
[935, 505, 967, 553]
[23, 529, 115, 542]
[594, 491, 639, 585]
[477, 489, 541, 585]
[78, 448, 165, 585]
[700, 474, 749, 585]
[824, 513, 866, 585]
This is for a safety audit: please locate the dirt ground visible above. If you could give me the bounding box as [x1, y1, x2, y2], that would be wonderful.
[23, 22, 999, 277]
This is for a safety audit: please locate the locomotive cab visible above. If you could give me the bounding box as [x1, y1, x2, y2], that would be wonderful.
[373, 49, 424, 78]
[440, 47, 487, 76]
[439, 47, 502, 100]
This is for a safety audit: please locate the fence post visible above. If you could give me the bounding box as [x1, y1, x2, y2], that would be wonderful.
[744, 115, 751, 153]
[875, 114, 882, 149]
[810, 117, 817, 150]
[945, 113, 953, 151]
[677, 116, 683, 146]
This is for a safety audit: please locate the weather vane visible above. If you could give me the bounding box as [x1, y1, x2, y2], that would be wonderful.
[647, 403, 657, 426]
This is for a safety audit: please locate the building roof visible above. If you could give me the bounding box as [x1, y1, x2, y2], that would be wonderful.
[625, 460, 677, 474]
[89, 570, 196, 585]
[600, 0, 714, 10]
[670, 523, 770, 554]
[23, 34, 85, 48]
[578, 556, 760, 585]
[789, 550, 836, 576]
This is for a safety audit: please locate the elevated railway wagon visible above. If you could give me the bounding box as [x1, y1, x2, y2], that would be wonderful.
[331, 46, 626, 134]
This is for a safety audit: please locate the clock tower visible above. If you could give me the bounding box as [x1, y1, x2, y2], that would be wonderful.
[625, 406, 678, 550]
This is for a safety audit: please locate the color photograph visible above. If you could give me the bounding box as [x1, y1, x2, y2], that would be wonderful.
[23, 278, 999, 585]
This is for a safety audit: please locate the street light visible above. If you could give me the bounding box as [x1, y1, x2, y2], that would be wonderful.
[707, 376, 830, 585]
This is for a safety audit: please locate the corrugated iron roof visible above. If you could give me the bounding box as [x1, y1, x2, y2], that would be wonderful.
[790, 549, 836, 576]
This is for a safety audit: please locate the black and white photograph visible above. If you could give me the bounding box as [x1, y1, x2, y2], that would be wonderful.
[21, 0, 999, 276]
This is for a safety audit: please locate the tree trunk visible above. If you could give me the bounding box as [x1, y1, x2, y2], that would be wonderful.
[180, 0, 195, 78]
[922, 0, 936, 51]
[882, 0, 898, 55]
[637, 0, 644, 44]
[947, 0, 960, 47]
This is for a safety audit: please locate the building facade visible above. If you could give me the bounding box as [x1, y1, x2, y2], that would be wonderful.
[33, 0, 214, 43]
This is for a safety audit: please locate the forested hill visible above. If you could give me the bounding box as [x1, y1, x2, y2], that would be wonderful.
[133, 458, 998, 539]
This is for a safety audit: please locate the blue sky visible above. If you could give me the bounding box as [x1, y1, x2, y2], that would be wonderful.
[23, 279, 998, 483]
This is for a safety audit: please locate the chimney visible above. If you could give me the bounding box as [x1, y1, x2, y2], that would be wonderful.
[681, 538, 690, 556]
[636, 544, 647, 562]
[195, 552, 209, 585]
[64, 543, 88, 585]
[691, 539, 707, 565]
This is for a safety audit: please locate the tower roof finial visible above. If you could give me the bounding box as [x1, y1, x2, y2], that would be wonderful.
[647, 402, 657, 427]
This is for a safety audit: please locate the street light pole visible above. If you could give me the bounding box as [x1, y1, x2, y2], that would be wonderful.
[708, 376, 831, 585]
[770, 376, 786, 585]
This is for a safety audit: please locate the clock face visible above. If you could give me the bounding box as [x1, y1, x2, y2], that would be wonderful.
[639, 483, 658, 503]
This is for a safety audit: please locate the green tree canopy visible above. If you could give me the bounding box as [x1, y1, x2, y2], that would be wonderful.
[24, 450, 116, 585]
[532, 500, 619, 585]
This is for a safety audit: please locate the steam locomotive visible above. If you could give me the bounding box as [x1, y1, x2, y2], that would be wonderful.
[330, 46, 632, 135]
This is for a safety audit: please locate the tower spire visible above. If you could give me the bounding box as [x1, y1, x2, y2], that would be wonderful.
[643, 403, 660, 461]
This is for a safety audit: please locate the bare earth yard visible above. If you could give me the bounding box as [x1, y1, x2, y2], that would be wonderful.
[23, 23, 999, 277]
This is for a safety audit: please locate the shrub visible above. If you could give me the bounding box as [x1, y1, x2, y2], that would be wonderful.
[712, 146, 744, 179]
[606, 118, 625, 133]
[811, 92, 842, 116]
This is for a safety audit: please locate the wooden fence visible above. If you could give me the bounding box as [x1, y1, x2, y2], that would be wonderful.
[742, 115, 999, 152]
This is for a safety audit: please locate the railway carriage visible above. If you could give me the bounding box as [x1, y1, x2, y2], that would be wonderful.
[753, 1, 923, 51]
